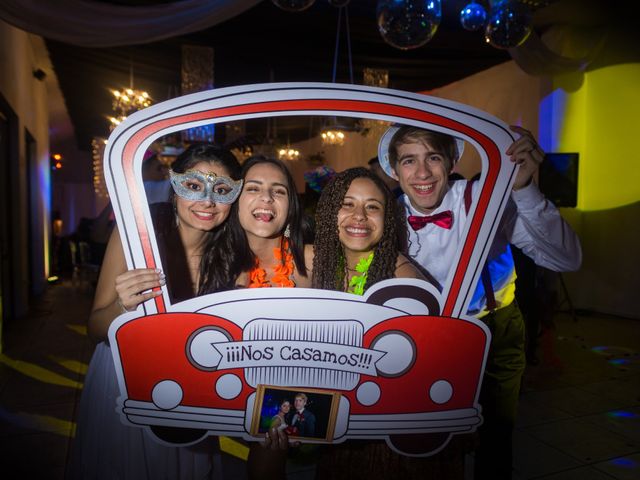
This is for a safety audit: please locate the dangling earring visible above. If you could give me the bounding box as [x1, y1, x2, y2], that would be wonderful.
[283, 224, 291, 238]
[173, 202, 180, 228]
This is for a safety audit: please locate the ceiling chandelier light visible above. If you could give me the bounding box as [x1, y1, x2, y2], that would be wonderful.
[278, 147, 301, 161]
[321, 4, 356, 146]
[107, 62, 153, 131]
[321, 129, 346, 146]
[108, 88, 152, 130]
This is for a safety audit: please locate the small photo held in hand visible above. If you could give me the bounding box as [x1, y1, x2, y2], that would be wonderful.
[251, 385, 341, 442]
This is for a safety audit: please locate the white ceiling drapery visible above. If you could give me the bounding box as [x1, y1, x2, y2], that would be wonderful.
[0, 0, 261, 47]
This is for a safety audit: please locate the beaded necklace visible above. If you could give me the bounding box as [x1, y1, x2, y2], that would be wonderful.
[347, 252, 374, 296]
[248, 238, 295, 288]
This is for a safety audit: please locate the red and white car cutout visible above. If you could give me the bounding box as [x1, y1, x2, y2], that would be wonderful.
[105, 83, 518, 456]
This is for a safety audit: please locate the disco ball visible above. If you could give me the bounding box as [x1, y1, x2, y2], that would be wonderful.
[460, 2, 488, 32]
[484, 0, 533, 49]
[376, 0, 442, 50]
[272, 0, 316, 12]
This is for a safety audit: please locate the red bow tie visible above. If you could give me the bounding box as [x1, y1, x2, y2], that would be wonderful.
[408, 211, 453, 230]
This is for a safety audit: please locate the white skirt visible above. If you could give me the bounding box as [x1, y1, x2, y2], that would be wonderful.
[67, 341, 216, 479]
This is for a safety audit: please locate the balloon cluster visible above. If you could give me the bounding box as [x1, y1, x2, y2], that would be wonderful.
[460, 1, 532, 49]
[376, 0, 442, 50]
[273, 0, 533, 50]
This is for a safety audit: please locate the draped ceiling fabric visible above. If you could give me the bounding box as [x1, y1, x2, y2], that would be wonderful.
[0, 0, 262, 47]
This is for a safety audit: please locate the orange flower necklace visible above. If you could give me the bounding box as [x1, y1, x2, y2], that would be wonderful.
[248, 239, 295, 288]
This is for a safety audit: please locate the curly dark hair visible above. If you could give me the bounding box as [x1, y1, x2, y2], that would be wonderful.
[312, 167, 399, 292]
[199, 155, 307, 294]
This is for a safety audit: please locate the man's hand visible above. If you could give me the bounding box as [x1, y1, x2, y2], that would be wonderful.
[507, 125, 545, 191]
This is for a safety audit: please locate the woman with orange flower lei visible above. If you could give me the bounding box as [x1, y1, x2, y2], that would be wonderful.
[199, 155, 312, 292]
[202, 155, 313, 478]
[240, 155, 312, 289]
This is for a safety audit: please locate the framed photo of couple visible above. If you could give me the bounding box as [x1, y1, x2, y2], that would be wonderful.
[250, 385, 341, 442]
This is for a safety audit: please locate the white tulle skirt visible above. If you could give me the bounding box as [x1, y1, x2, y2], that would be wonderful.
[67, 341, 216, 479]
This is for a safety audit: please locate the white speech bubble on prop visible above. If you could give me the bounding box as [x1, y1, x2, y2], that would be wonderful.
[106, 83, 517, 456]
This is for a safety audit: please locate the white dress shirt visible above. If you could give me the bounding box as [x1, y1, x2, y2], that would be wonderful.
[403, 180, 582, 315]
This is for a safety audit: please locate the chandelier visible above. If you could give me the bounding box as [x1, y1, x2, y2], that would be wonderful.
[96, 64, 153, 196]
[278, 147, 300, 161]
[108, 88, 152, 130]
[321, 4, 355, 146]
[321, 129, 345, 146]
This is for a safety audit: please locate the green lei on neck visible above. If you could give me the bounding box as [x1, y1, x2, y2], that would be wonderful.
[347, 252, 374, 296]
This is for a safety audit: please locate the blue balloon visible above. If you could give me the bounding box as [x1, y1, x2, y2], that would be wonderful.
[376, 0, 442, 50]
[460, 2, 487, 32]
[485, 0, 533, 49]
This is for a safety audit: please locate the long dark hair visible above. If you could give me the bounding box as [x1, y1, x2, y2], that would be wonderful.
[312, 167, 399, 292]
[162, 143, 242, 295]
[199, 155, 307, 294]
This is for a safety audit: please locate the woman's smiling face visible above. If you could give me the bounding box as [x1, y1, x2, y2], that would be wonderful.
[174, 161, 234, 234]
[337, 177, 385, 256]
[238, 162, 290, 241]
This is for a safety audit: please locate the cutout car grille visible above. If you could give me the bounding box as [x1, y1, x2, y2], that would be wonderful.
[244, 319, 362, 390]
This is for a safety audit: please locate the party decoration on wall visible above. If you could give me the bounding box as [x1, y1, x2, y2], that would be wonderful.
[484, 0, 533, 49]
[272, 0, 315, 12]
[181, 45, 215, 143]
[376, 0, 442, 50]
[104, 82, 520, 456]
[460, 2, 488, 32]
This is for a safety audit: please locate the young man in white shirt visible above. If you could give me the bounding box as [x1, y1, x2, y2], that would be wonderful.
[379, 125, 582, 479]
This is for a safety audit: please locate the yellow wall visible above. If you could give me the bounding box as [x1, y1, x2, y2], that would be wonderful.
[557, 63, 640, 211]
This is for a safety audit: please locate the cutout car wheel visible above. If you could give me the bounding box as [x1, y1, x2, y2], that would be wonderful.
[150, 426, 208, 445]
[388, 432, 452, 456]
[367, 285, 440, 316]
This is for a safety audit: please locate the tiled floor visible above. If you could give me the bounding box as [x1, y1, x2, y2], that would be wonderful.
[515, 312, 640, 479]
[0, 281, 638, 479]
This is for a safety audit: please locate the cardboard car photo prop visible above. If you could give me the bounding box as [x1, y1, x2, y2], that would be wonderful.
[105, 83, 519, 456]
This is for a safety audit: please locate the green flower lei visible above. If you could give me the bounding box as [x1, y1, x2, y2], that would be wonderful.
[347, 252, 374, 296]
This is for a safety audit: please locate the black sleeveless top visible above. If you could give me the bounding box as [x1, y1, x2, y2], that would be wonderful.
[150, 203, 194, 303]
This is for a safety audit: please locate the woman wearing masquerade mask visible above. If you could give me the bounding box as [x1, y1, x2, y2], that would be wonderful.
[69, 144, 242, 480]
